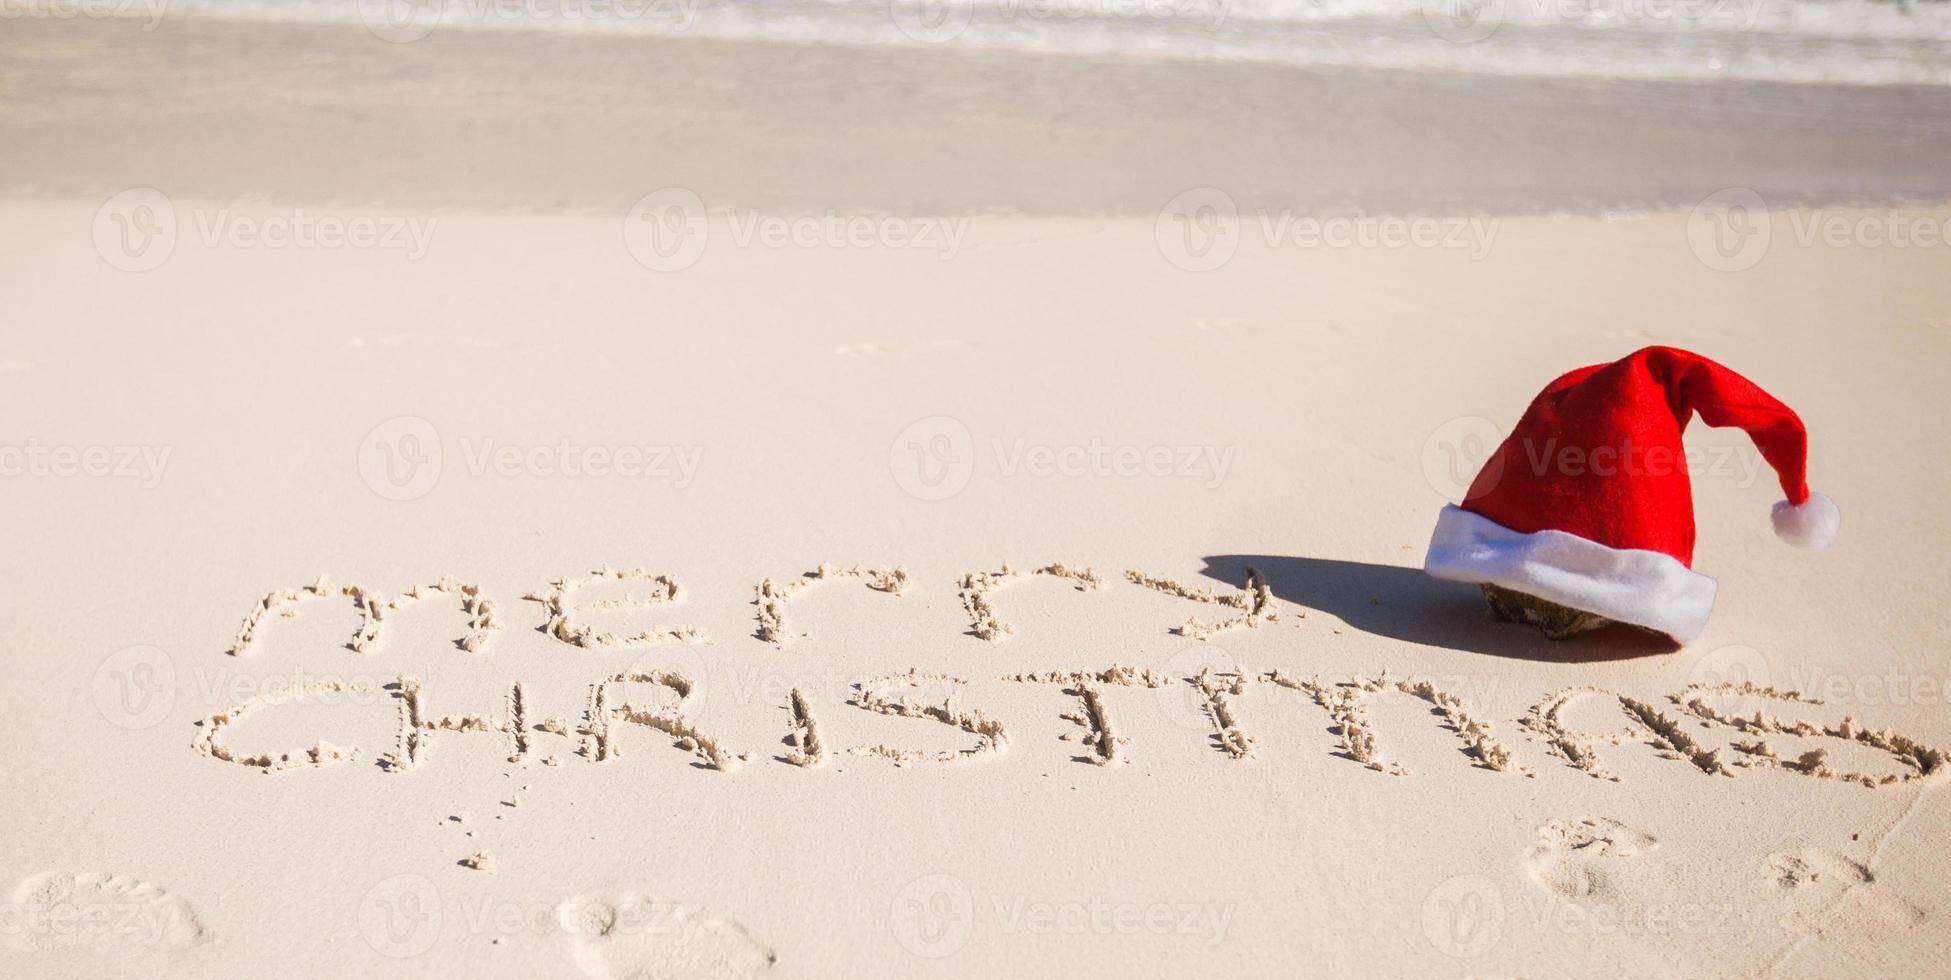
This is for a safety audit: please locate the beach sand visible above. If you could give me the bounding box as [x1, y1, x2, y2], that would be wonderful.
[2, 14, 1949, 978]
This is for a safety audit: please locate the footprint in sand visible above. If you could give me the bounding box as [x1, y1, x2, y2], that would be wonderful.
[1766, 847, 1924, 940]
[2, 871, 209, 953]
[1523, 818, 1659, 900]
[558, 891, 775, 979]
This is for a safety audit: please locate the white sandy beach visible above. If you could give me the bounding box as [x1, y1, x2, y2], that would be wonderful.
[3, 10, 1951, 979]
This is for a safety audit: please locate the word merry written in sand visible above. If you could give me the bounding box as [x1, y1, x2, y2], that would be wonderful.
[195, 567, 1946, 786]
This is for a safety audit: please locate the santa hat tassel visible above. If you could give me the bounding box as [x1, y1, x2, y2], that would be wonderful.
[1653, 349, 1840, 552]
[1772, 491, 1840, 549]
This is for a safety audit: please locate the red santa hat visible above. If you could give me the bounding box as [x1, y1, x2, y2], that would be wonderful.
[1424, 346, 1838, 644]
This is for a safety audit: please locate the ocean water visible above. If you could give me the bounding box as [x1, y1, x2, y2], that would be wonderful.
[153, 0, 1951, 83]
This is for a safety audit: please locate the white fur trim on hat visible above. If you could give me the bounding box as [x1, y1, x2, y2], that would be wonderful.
[1424, 505, 1719, 644]
[1772, 492, 1839, 550]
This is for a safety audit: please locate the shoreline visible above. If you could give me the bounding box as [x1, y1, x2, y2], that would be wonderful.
[54, 0, 1951, 87]
[7, 16, 1951, 216]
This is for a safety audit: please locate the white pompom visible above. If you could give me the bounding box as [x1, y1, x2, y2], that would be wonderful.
[1772, 492, 1840, 549]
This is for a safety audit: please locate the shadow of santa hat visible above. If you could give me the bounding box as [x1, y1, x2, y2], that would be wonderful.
[1424, 346, 1838, 645]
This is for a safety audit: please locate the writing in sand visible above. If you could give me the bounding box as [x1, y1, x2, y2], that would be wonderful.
[194, 565, 1946, 787]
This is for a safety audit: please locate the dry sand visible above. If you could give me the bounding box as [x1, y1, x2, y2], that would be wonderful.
[2, 13, 1950, 979]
